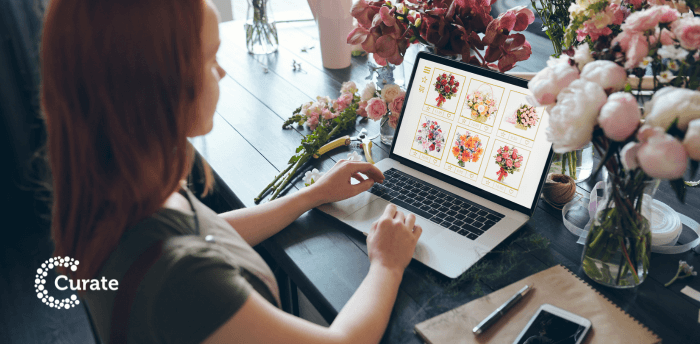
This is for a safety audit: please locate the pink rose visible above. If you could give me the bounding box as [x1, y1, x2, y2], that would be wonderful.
[512, 152, 518, 159]
[357, 100, 368, 117]
[389, 92, 406, 114]
[673, 16, 700, 51]
[598, 92, 641, 141]
[651, 27, 676, 46]
[506, 159, 513, 168]
[514, 162, 521, 168]
[497, 148, 502, 154]
[365, 97, 387, 121]
[496, 156, 502, 162]
[621, 6, 678, 34]
[388, 112, 400, 129]
[513, 148, 518, 154]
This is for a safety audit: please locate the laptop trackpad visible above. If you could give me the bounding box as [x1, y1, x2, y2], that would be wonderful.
[343, 198, 444, 242]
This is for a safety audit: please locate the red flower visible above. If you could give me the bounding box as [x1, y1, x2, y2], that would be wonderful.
[450, 75, 454, 79]
[449, 79, 454, 85]
[442, 73, 447, 78]
[455, 81, 460, 87]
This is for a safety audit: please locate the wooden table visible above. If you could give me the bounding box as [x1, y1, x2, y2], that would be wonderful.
[192, 19, 700, 343]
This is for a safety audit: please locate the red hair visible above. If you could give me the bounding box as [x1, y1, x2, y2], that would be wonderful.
[42, 0, 212, 280]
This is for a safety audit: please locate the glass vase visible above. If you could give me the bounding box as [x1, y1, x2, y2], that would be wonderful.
[380, 114, 396, 145]
[550, 143, 594, 182]
[245, 0, 278, 55]
[581, 172, 660, 288]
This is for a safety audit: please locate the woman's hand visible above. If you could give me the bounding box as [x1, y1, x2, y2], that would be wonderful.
[366, 204, 422, 273]
[308, 160, 385, 205]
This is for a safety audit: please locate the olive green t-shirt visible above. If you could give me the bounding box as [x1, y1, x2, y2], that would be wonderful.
[83, 187, 280, 343]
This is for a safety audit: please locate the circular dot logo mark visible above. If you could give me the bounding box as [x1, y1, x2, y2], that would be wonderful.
[35, 256, 80, 309]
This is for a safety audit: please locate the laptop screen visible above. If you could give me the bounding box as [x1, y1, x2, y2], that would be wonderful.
[392, 54, 553, 210]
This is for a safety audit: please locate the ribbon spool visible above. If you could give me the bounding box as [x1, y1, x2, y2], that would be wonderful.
[542, 173, 577, 208]
[563, 181, 700, 254]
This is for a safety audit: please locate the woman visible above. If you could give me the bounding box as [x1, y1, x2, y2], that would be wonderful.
[42, 0, 422, 343]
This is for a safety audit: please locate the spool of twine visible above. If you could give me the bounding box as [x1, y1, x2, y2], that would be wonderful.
[542, 173, 577, 208]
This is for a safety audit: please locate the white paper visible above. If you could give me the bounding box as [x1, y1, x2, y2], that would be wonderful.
[680, 286, 700, 302]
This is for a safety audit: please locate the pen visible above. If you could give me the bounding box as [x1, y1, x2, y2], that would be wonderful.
[473, 284, 533, 335]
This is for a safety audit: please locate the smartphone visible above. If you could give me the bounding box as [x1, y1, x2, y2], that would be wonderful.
[512, 304, 592, 344]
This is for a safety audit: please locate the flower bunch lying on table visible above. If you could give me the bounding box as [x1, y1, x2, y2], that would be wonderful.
[506, 104, 539, 130]
[415, 118, 445, 154]
[256, 82, 361, 203]
[452, 131, 484, 167]
[434, 73, 458, 107]
[358, 82, 405, 129]
[494, 146, 523, 182]
[465, 90, 497, 123]
[346, 0, 536, 72]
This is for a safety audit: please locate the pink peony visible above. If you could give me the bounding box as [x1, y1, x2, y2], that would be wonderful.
[528, 59, 579, 106]
[598, 92, 642, 141]
[547, 80, 607, 153]
[644, 87, 700, 131]
[365, 97, 387, 121]
[613, 32, 649, 70]
[637, 130, 688, 179]
[672, 16, 700, 51]
[580, 61, 628, 94]
[683, 119, 700, 160]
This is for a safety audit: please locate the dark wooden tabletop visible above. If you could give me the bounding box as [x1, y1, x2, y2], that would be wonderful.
[192, 19, 700, 343]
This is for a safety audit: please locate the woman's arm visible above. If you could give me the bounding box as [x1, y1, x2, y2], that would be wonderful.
[203, 205, 423, 344]
[218, 160, 385, 246]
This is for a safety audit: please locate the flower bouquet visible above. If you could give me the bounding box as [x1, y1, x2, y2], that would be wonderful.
[465, 90, 497, 123]
[434, 73, 459, 107]
[507, 104, 539, 130]
[494, 146, 524, 182]
[452, 131, 484, 167]
[357, 82, 405, 144]
[347, 0, 536, 72]
[415, 118, 445, 154]
[528, 4, 700, 287]
[257, 82, 362, 202]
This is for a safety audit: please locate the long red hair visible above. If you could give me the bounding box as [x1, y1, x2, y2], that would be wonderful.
[42, 0, 212, 280]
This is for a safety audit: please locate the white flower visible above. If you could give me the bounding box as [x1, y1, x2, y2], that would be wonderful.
[658, 70, 674, 83]
[316, 96, 332, 106]
[579, 60, 628, 93]
[346, 151, 364, 162]
[573, 44, 595, 70]
[638, 57, 653, 69]
[546, 80, 607, 153]
[667, 60, 680, 71]
[528, 59, 580, 106]
[303, 168, 324, 187]
[381, 84, 402, 103]
[657, 45, 689, 60]
[546, 55, 571, 68]
[340, 81, 358, 94]
[361, 82, 377, 102]
[644, 87, 700, 131]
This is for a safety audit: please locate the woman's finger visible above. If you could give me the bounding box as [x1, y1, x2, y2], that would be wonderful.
[413, 224, 423, 239]
[345, 161, 385, 183]
[393, 209, 406, 223]
[351, 172, 366, 183]
[405, 214, 416, 230]
[382, 203, 397, 218]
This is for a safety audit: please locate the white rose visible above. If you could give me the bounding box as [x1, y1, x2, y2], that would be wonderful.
[644, 87, 700, 131]
[573, 44, 594, 70]
[546, 80, 607, 153]
[381, 84, 402, 103]
[361, 82, 377, 101]
[579, 60, 628, 93]
[684, 119, 700, 160]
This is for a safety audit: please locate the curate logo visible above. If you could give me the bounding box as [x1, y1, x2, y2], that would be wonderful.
[35, 256, 119, 309]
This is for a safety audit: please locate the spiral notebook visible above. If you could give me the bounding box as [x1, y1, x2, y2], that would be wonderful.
[414, 265, 661, 344]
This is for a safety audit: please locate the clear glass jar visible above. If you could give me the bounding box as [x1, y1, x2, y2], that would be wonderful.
[550, 143, 594, 182]
[581, 173, 660, 288]
[245, 0, 278, 54]
[380, 115, 396, 145]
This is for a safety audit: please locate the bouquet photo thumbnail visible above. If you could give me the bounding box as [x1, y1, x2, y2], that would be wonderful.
[452, 131, 484, 167]
[434, 73, 459, 108]
[415, 118, 446, 154]
[506, 104, 539, 130]
[494, 145, 524, 182]
[466, 90, 497, 123]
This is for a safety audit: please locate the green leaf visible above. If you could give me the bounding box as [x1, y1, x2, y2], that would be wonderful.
[295, 146, 303, 153]
[669, 178, 687, 203]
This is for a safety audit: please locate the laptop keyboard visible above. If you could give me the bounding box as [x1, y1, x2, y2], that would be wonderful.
[368, 168, 505, 240]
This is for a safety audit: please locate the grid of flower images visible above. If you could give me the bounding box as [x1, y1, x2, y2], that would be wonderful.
[414, 117, 447, 157]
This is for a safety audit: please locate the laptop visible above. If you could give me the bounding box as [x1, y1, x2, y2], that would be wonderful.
[319, 52, 554, 278]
